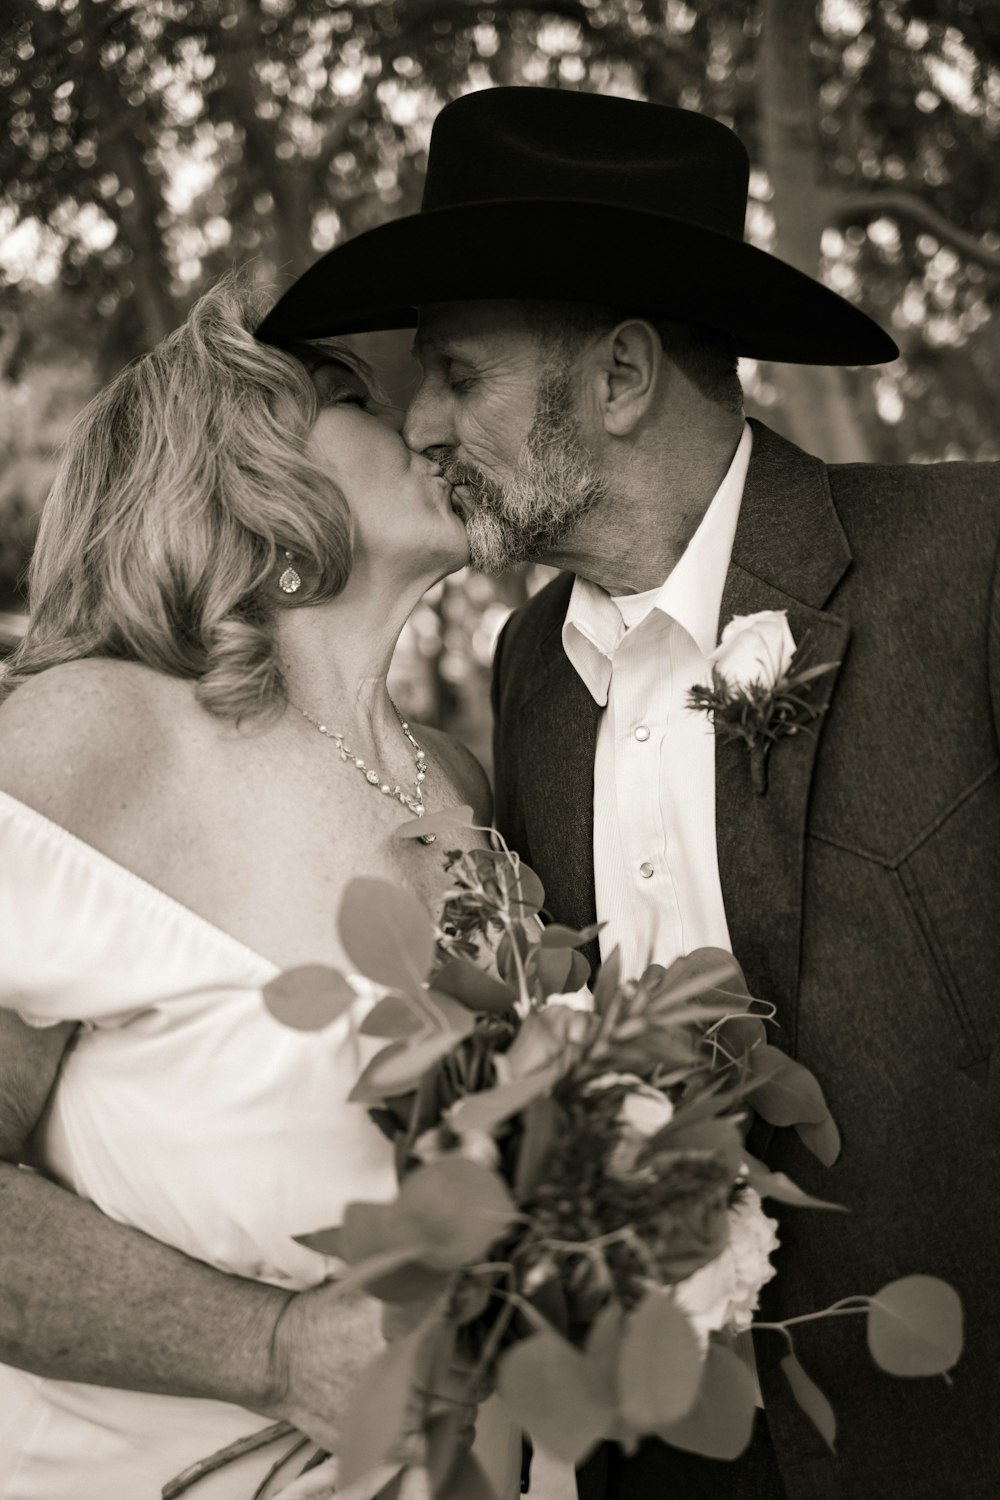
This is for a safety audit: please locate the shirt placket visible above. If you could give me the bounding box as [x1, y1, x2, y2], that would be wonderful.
[611, 620, 682, 977]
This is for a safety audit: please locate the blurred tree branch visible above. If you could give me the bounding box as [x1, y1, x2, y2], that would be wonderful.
[831, 188, 1000, 273]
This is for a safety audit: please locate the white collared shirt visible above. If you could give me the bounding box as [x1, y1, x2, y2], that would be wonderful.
[562, 423, 752, 981]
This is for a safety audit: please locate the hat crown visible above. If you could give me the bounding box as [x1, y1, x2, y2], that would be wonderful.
[421, 87, 750, 239]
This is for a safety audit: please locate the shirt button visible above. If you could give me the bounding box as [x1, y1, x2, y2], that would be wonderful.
[639, 862, 655, 879]
[634, 725, 651, 742]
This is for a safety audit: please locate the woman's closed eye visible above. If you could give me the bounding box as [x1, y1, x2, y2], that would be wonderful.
[309, 357, 374, 409]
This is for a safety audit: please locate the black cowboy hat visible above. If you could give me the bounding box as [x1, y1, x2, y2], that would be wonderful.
[256, 87, 896, 365]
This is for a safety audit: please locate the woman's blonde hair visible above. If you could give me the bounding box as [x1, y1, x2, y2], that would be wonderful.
[2, 273, 367, 722]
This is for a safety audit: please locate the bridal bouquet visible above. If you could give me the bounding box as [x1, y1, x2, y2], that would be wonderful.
[167, 813, 962, 1500]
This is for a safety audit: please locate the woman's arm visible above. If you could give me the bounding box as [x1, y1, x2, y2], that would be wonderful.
[0, 1008, 365, 1447]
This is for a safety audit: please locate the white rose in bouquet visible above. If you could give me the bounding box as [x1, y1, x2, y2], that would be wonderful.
[673, 1185, 780, 1344]
[707, 610, 796, 693]
[584, 1073, 675, 1175]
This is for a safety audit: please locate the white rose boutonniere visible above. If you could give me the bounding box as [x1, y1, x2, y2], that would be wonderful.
[688, 609, 840, 795]
[709, 611, 796, 693]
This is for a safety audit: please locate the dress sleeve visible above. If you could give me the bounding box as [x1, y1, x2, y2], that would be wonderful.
[0, 791, 268, 1027]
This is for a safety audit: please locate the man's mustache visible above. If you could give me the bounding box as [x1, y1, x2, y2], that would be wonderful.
[436, 453, 499, 503]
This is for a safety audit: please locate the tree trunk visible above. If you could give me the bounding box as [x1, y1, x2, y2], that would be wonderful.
[77, 0, 177, 347]
[756, 0, 873, 462]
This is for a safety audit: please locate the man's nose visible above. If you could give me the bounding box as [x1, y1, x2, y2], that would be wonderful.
[403, 383, 450, 455]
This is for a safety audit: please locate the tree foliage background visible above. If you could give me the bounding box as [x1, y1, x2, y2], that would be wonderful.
[2, 0, 999, 756]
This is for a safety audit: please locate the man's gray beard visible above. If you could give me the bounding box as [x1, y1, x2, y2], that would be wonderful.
[444, 368, 608, 575]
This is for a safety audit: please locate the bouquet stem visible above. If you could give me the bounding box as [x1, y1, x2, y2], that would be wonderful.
[162, 1421, 296, 1498]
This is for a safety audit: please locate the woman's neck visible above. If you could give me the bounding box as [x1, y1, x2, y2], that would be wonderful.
[274, 566, 430, 744]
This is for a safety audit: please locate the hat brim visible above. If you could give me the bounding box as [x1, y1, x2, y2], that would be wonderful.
[256, 200, 897, 366]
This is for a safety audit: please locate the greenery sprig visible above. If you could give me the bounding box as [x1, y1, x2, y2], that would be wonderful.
[687, 658, 840, 794]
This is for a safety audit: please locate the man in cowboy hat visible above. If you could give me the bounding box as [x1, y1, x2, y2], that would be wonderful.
[260, 87, 1000, 1500]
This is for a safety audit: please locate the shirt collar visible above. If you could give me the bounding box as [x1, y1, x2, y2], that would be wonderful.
[562, 423, 753, 706]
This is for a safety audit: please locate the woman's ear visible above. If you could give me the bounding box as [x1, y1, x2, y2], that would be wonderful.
[596, 319, 663, 437]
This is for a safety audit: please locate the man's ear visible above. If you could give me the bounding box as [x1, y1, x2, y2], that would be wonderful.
[596, 319, 663, 437]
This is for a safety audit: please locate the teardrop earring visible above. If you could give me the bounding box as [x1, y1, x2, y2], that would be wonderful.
[278, 550, 301, 595]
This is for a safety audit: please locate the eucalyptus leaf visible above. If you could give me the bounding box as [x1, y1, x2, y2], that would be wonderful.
[619, 1290, 704, 1430]
[742, 1157, 846, 1212]
[423, 991, 484, 1036]
[528, 945, 573, 997]
[795, 1112, 842, 1167]
[642, 1116, 744, 1179]
[334, 1200, 410, 1263]
[349, 1041, 408, 1103]
[496, 924, 532, 986]
[514, 1094, 562, 1199]
[656, 1341, 757, 1460]
[299, 1246, 432, 1302]
[506, 861, 546, 916]
[566, 949, 594, 990]
[395, 1156, 517, 1270]
[592, 947, 622, 1016]
[263, 965, 358, 1032]
[652, 949, 747, 1011]
[336, 1321, 429, 1488]
[353, 1024, 473, 1100]
[359, 994, 425, 1040]
[339, 877, 435, 991]
[710, 1012, 768, 1061]
[362, 1260, 450, 1305]
[780, 1354, 837, 1453]
[866, 1275, 963, 1377]
[502, 1006, 584, 1080]
[394, 805, 475, 840]
[744, 1044, 831, 1127]
[526, 1272, 570, 1338]
[540, 923, 603, 950]
[433, 958, 518, 1014]
[584, 1302, 625, 1406]
[293, 1224, 342, 1257]
[497, 1331, 615, 1465]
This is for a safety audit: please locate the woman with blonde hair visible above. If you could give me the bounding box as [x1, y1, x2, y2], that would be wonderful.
[0, 277, 519, 1498]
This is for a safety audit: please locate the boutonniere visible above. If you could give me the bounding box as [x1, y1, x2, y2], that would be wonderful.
[687, 609, 840, 796]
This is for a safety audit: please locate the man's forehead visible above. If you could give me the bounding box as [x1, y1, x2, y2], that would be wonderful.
[413, 300, 532, 355]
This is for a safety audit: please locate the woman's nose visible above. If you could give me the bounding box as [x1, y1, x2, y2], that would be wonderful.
[372, 398, 404, 434]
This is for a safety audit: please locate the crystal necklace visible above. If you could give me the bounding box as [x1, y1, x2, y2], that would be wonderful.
[292, 698, 437, 845]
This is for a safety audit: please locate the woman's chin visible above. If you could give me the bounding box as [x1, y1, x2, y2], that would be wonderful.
[442, 534, 472, 573]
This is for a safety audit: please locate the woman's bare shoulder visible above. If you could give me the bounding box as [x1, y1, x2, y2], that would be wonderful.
[417, 724, 493, 827]
[0, 659, 180, 827]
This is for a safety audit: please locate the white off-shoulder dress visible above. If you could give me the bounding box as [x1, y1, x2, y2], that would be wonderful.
[0, 789, 520, 1500]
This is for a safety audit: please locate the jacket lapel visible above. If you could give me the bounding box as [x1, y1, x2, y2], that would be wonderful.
[714, 421, 852, 1051]
[515, 600, 602, 944]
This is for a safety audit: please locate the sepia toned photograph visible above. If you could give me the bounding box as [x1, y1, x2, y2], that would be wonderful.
[1, 3, 998, 1499]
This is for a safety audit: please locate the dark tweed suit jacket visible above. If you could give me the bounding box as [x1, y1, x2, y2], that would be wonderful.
[491, 420, 1000, 1500]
